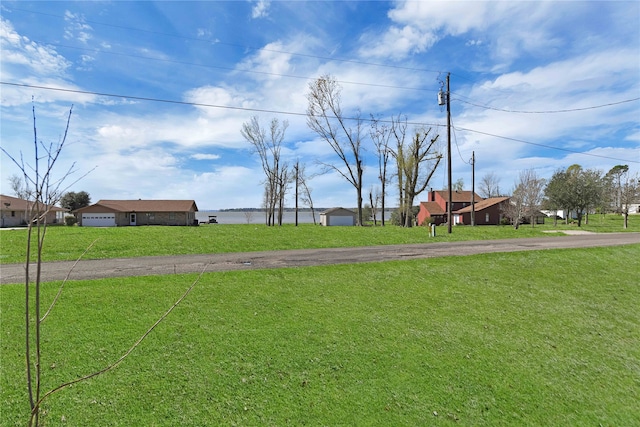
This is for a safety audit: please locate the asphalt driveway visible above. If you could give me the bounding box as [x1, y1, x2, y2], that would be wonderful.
[1, 233, 638, 284]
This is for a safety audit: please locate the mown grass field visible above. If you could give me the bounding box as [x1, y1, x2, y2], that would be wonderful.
[1, 215, 639, 425]
[1, 214, 638, 264]
[1, 245, 639, 426]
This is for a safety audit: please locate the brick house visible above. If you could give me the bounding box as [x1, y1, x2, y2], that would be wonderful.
[0, 194, 67, 227]
[417, 190, 483, 226]
[75, 199, 198, 227]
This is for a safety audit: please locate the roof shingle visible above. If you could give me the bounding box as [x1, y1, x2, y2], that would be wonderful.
[76, 199, 198, 213]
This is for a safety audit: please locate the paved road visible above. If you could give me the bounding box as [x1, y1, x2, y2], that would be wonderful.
[1, 233, 638, 284]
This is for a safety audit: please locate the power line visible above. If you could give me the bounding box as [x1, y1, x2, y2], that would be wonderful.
[2, 81, 637, 164]
[0, 81, 438, 127]
[9, 7, 445, 75]
[454, 125, 640, 164]
[10, 8, 636, 114]
[32, 41, 438, 94]
[450, 115, 472, 165]
[453, 96, 640, 114]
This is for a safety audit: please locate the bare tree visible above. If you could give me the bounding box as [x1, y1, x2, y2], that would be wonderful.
[9, 173, 32, 199]
[452, 177, 464, 191]
[479, 172, 501, 198]
[620, 171, 639, 229]
[241, 116, 289, 226]
[502, 169, 545, 229]
[370, 116, 393, 226]
[369, 186, 381, 226]
[604, 165, 629, 214]
[389, 115, 442, 227]
[390, 116, 408, 226]
[520, 168, 546, 227]
[1, 105, 81, 426]
[2, 105, 205, 426]
[306, 74, 365, 225]
[296, 163, 318, 225]
[502, 184, 525, 229]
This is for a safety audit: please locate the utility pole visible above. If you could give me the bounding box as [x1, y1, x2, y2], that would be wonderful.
[471, 151, 475, 226]
[446, 73, 452, 233]
[438, 73, 452, 233]
[294, 161, 299, 226]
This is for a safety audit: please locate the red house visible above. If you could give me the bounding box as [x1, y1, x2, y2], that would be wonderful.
[453, 197, 511, 225]
[417, 190, 482, 226]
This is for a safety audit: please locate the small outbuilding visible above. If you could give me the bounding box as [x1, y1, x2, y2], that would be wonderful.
[75, 199, 198, 227]
[320, 207, 357, 226]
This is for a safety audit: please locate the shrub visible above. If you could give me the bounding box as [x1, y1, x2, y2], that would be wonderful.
[64, 215, 78, 226]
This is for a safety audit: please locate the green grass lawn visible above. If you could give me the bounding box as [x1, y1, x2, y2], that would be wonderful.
[2, 245, 639, 426]
[1, 214, 638, 264]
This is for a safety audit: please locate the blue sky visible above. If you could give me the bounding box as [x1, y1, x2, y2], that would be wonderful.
[1, 1, 638, 210]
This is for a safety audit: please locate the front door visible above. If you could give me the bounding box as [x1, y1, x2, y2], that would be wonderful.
[129, 213, 137, 226]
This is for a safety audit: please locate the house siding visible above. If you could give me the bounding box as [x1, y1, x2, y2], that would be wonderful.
[75, 200, 198, 227]
[128, 212, 194, 226]
[455, 205, 504, 225]
[320, 208, 356, 226]
[417, 190, 482, 226]
[452, 197, 511, 226]
[1, 195, 66, 227]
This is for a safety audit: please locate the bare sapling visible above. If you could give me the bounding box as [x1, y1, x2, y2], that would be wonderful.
[2, 104, 206, 426]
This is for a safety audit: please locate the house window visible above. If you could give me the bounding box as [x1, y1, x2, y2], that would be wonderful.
[146, 213, 155, 220]
[169, 212, 175, 220]
[11, 211, 15, 217]
[485, 213, 490, 223]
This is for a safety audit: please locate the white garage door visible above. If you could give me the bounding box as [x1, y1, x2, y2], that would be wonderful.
[82, 213, 116, 227]
[329, 215, 354, 226]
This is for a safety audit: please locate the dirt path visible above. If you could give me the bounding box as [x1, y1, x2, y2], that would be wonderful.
[1, 233, 638, 284]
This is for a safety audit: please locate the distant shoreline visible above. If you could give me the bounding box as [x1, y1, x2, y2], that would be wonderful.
[196, 209, 394, 225]
[206, 208, 398, 212]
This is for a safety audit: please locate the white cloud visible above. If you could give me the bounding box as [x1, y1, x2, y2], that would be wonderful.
[360, 1, 560, 63]
[237, 41, 294, 82]
[184, 85, 256, 116]
[63, 10, 93, 44]
[191, 153, 221, 160]
[251, 0, 270, 19]
[196, 28, 211, 38]
[1, 2, 636, 210]
[0, 17, 71, 77]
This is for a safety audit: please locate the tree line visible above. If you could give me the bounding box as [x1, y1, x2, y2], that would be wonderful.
[501, 164, 639, 229]
[241, 74, 442, 227]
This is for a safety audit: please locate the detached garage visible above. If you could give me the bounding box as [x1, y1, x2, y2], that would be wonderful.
[75, 199, 198, 227]
[320, 207, 357, 226]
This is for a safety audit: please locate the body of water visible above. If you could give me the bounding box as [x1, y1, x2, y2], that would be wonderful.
[196, 210, 394, 225]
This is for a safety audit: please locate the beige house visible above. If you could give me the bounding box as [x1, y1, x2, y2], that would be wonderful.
[0, 194, 67, 227]
[320, 207, 357, 226]
[75, 199, 198, 227]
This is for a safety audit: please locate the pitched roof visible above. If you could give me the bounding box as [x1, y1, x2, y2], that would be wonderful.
[434, 190, 483, 203]
[321, 207, 356, 215]
[76, 199, 198, 213]
[0, 194, 67, 212]
[453, 196, 510, 213]
[419, 201, 445, 215]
